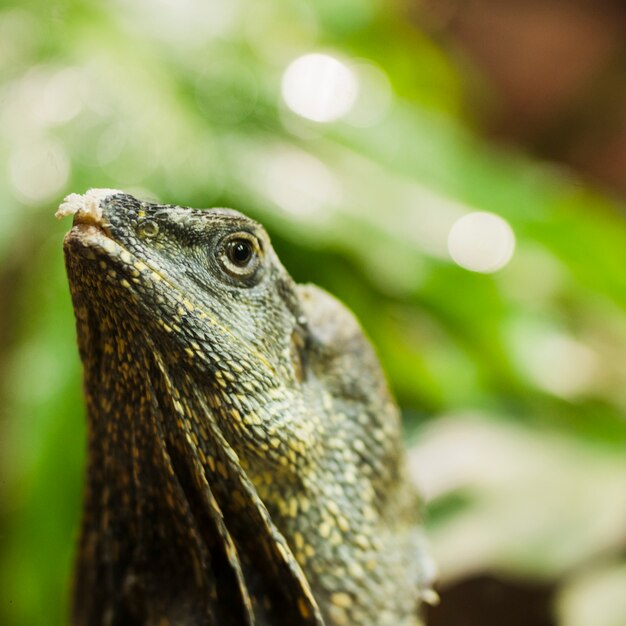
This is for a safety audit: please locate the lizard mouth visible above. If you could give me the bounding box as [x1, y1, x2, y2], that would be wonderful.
[58, 188, 125, 257]
[56, 188, 122, 241]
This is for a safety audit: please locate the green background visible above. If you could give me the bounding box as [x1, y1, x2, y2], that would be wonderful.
[1, 1, 625, 625]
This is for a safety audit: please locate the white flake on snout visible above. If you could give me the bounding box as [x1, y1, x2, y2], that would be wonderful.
[55, 188, 123, 221]
[153, 207, 192, 223]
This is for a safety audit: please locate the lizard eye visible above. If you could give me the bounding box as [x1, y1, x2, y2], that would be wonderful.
[218, 232, 262, 280]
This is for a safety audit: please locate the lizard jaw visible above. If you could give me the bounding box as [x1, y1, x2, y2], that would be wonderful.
[55, 188, 122, 225]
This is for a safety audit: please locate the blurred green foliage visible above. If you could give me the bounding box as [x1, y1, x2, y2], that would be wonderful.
[0, 1, 625, 625]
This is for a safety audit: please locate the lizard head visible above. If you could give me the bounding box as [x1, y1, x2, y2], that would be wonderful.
[60, 189, 315, 467]
[61, 189, 306, 374]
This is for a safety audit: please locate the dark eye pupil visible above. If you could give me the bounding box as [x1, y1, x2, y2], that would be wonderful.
[229, 240, 252, 266]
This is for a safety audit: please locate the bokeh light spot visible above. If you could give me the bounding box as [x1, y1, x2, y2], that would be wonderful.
[281, 53, 358, 122]
[346, 62, 392, 128]
[9, 139, 70, 205]
[447, 211, 515, 273]
[262, 146, 339, 220]
[513, 327, 599, 399]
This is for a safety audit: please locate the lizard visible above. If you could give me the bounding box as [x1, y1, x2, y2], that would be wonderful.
[57, 188, 435, 626]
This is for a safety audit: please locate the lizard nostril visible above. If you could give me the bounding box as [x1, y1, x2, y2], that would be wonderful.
[137, 219, 159, 238]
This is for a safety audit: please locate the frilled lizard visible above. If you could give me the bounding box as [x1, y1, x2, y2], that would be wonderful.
[57, 189, 435, 626]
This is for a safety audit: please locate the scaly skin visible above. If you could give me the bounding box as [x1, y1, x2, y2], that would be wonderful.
[60, 190, 434, 626]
